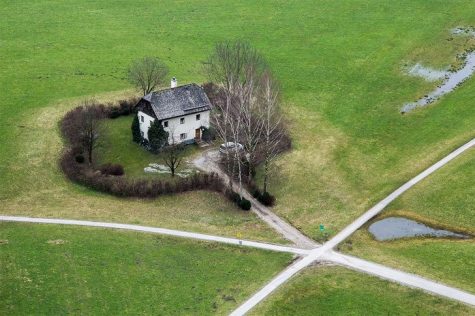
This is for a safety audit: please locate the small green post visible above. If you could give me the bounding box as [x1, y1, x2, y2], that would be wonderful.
[319, 224, 325, 231]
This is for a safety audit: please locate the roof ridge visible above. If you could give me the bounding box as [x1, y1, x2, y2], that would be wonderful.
[152, 83, 198, 95]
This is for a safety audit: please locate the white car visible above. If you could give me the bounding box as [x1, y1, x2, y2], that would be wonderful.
[219, 142, 244, 154]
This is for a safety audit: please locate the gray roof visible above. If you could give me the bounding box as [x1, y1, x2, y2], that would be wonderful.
[143, 83, 212, 120]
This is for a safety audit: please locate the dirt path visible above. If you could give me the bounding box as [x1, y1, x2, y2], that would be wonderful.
[2, 139, 473, 315]
[230, 137, 475, 315]
[0, 215, 310, 256]
[192, 149, 318, 249]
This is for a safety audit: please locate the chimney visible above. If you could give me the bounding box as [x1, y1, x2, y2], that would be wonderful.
[171, 77, 177, 88]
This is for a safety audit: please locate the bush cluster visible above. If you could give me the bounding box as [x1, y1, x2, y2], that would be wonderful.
[227, 191, 252, 211]
[106, 98, 139, 119]
[201, 126, 216, 142]
[60, 149, 225, 198]
[249, 182, 276, 207]
[99, 163, 125, 176]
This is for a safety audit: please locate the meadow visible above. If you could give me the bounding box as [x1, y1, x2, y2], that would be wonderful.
[340, 147, 475, 294]
[1, 0, 474, 239]
[1, 0, 475, 313]
[252, 266, 472, 315]
[0, 222, 291, 315]
[342, 230, 475, 294]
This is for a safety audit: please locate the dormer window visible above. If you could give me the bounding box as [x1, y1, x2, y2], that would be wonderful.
[180, 117, 185, 124]
[196, 114, 201, 121]
[140, 115, 144, 122]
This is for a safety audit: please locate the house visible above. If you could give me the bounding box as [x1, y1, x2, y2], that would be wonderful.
[135, 79, 212, 144]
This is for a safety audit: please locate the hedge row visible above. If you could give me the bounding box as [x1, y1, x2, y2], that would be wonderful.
[59, 98, 239, 204]
[249, 181, 276, 207]
[61, 149, 225, 198]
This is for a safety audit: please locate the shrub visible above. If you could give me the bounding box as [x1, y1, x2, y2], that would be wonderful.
[201, 126, 216, 142]
[108, 107, 121, 119]
[99, 163, 125, 176]
[258, 191, 276, 207]
[75, 155, 85, 164]
[238, 197, 252, 211]
[148, 119, 168, 152]
[131, 114, 142, 143]
[118, 98, 137, 116]
[226, 190, 251, 210]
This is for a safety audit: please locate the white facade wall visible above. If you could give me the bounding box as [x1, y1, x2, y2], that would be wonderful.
[137, 111, 156, 140]
[137, 110, 210, 144]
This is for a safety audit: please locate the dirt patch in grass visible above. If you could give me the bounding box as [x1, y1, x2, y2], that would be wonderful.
[47, 239, 67, 245]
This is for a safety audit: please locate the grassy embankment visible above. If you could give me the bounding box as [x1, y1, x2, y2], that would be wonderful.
[252, 266, 473, 315]
[341, 148, 475, 293]
[0, 222, 292, 315]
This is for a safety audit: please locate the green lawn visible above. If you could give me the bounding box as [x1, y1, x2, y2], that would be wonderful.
[384, 148, 475, 234]
[341, 230, 475, 294]
[340, 148, 475, 294]
[1, 1, 474, 240]
[98, 115, 201, 179]
[252, 266, 473, 315]
[0, 222, 292, 315]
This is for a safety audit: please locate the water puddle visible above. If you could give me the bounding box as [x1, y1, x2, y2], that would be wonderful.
[401, 27, 475, 113]
[368, 217, 469, 241]
[406, 63, 447, 82]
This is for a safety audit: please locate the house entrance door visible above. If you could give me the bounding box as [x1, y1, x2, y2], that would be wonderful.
[195, 128, 201, 140]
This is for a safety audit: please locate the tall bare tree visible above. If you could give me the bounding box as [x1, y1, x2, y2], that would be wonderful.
[205, 40, 267, 193]
[162, 126, 184, 177]
[78, 100, 104, 164]
[239, 60, 266, 181]
[259, 71, 284, 193]
[127, 57, 169, 96]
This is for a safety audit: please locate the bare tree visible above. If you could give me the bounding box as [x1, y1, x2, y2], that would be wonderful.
[259, 71, 284, 193]
[78, 100, 104, 164]
[127, 57, 169, 96]
[162, 126, 184, 177]
[205, 41, 250, 181]
[239, 61, 265, 181]
[205, 41, 267, 193]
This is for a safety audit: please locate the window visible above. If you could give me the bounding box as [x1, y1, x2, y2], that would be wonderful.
[180, 133, 187, 140]
[163, 121, 168, 128]
[196, 114, 201, 121]
[140, 115, 144, 122]
[180, 117, 185, 124]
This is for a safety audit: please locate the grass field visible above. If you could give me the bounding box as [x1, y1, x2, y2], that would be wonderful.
[252, 266, 473, 315]
[0, 222, 292, 315]
[341, 230, 475, 294]
[383, 148, 475, 234]
[340, 147, 475, 294]
[98, 115, 201, 179]
[1, 1, 474, 240]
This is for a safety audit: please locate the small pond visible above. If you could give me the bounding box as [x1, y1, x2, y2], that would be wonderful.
[368, 217, 469, 241]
